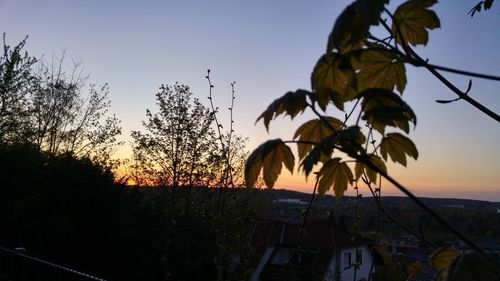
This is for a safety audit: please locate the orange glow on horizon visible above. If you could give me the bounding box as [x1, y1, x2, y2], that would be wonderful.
[271, 165, 500, 201]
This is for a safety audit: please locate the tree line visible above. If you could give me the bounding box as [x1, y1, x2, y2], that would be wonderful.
[0, 34, 258, 281]
[0, 35, 121, 165]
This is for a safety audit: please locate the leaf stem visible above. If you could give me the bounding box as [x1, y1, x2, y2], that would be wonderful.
[380, 9, 500, 123]
[426, 63, 500, 81]
[307, 102, 342, 132]
[363, 174, 438, 248]
[421, 59, 500, 122]
[344, 98, 361, 126]
[360, 155, 499, 269]
[280, 174, 320, 281]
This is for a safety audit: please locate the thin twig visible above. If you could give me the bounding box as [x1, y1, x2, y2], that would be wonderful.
[423, 60, 500, 122]
[307, 103, 498, 268]
[360, 156, 499, 270]
[381, 9, 500, 123]
[363, 175, 438, 248]
[427, 63, 500, 81]
[281, 174, 320, 281]
[344, 99, 361, 126]
[205, 70, 227, 163]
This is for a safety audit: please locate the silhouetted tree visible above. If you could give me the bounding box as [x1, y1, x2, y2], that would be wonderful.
[0, 36, 121, 166]
[131, 83, 216, 188]
[28, 54, 121, 165]
[0, 34, 36, 144]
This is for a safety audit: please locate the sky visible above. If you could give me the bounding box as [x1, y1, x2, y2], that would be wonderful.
[1, 0, 499, 201]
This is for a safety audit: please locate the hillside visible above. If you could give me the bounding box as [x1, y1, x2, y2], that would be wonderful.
[255, 188, 500, 244]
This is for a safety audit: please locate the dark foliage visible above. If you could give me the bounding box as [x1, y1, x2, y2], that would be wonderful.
[0, 145, 156, 280]
[0, 144, 258, 281]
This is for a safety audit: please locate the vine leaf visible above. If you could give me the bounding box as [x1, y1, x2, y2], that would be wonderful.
[301, 134, 338, 177]
[469, 0, 495, 17]
[355, 161, 364, 181]
[372, 246, 406, 281]
[351, 45, 407, 94]
[438, 251, 497, 281]
[317, 158, 353, 197]
[256, 89, 310, 131]
[380, 133, 418, 166]
[356, 0, 389, 26]
[355, 154, 387, 184]
[311, 53, 357, 111]
[429, 248, 460, 272]
[301, 126, 365, 176]
[329, 0, 388, 52]
[293, 117, 343, 160]
[336, 126, 366, 157]
[407, 261, 422, 277]
[392, 0, 441, 46]
[245, 139, 294, 188]
[329, 3, 368, 52]
[360, 89, 416, 134]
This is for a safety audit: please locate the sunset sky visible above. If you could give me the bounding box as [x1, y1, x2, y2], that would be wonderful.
[1, 0, 499, 201]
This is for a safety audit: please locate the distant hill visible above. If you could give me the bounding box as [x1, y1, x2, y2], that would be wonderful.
[258, 188, 500, 209]
[254, 188, 500, 243]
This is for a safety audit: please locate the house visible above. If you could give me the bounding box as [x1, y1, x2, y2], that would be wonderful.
[391, 246, 438, 281]
[249, 218, 373, 281]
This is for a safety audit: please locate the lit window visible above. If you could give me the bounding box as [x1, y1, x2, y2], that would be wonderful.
[343, 252, 351, 269]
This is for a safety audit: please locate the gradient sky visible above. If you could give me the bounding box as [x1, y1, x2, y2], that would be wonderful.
[1, 0, 499, 201]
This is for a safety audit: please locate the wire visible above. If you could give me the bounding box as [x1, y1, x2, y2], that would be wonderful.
[0, 246, 107, 281]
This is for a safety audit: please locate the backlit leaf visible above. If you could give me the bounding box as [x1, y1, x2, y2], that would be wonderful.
[245, 139, 294, 188]
[407, 261, 422, 277]
[373, 246, 406, 281]
[429, 248, 460, 272]
[438, 251, 498, 281]
[354, 161, 364, 181]
[336, 126, 366, 157]
[360, 89, 416, 134]
[355, 155, 387, 183]
[380, 133, 418, 166]
[256, 89, 310, 131]
[392, 0, 440, 46]
[356, 0, 389, 26]
[484, 0, 495, 10]
[317, 158, 353, 197]
[469, 0, 495, 17]
[351, 45, 407, 94]
[369, 154, 387, 174]
[301, 134, 338, 177]
[245, 152, 262, 189]
[293, 117, 343, 160]
[301, 126, 365, 176]
[329, 3, 369, 52]
[311, 53, 357, 111]
[329, 0, 388, 52]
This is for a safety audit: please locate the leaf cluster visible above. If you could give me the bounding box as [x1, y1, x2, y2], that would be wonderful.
[245, 0, 434, 196]
[245, 1, 500, 278]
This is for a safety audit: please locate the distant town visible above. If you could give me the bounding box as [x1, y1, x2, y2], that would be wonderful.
[252, 188, 500, 280]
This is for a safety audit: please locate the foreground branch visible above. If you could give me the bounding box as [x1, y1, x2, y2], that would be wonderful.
[380, 11, 500, 123]
[360, 155, 500, 272]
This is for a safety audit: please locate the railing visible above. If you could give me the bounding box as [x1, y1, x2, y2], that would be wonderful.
[0, 246, 107, 281]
